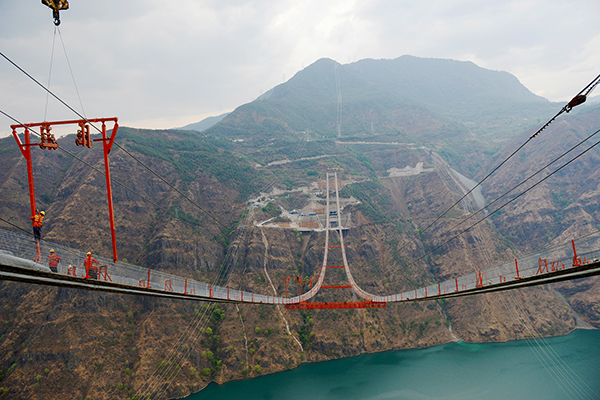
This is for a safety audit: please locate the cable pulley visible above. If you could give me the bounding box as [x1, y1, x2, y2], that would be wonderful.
[565, 94, 586, 112]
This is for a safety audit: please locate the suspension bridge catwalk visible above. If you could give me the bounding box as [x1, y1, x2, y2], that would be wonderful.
[1, 172, 599, 307]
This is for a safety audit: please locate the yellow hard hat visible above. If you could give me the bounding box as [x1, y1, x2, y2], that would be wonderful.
[40, 211, 45, 216]
[87, 252, 91, 256]
[50, 249, 54, 253]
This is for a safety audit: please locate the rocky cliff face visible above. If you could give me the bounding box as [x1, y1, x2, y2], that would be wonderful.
[1, 95, 599, 398]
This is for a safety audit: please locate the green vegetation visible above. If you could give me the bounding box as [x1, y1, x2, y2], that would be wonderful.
[341, 180, 400, 223]
[119, 128, 263, 200]
[261, 202, 282, 218]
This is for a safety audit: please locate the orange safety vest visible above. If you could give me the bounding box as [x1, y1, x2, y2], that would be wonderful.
[31, 213, 44, 228]
[48, 253, 61, 268]
[84, 255, 99, 269]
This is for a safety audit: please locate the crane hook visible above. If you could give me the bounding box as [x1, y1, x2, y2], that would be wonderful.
[53, 10, 61, 26]
[42, 0, 69, 26]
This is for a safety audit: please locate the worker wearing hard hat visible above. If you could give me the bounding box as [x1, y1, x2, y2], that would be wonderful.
[84, 252, 100, 279]
[48, 249, 61, 273]
[31, 210, 45, 242]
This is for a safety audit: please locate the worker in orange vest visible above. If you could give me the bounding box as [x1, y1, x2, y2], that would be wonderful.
[48, 249, 61, 273]
[31, 210, 45, 242]
[84, 252, 100, 279]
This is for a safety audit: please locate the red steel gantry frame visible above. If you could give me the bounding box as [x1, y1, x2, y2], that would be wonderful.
[11, 117, 120, 262]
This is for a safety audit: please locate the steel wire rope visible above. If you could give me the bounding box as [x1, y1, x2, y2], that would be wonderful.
[404, 135, 600, 270]
[439, 127, 600, 242]
[133, 234, 246, 396]
[502, 292, 598, 400]
[0, 216, 36, 238]
[2, 49, 298, 398]
[44, 27, 58, 121]
[57, 26, 86, 118]
[150, 237, 249, 399]
[507, 294, 598, 399]
[0, 109, 213, 239]
[469, 222, 576, 398]
[137, 225, 257, 399]
[1, 50, 228, 230]
[148, 135, 315, 397]
[134, 230, 249, 397]
[498, 295, 580, 399]
[135, 303, 217, 398]
[390, 74, 600, 259]
[144, 136, 313, 399]
[147, 234, 254, 398]
[136, 145, 296, 397]
[471, 221, 590, 400]
[135, 205, 260, 397]
[0, 109, 246, 399]
[520, 307, 600, 398]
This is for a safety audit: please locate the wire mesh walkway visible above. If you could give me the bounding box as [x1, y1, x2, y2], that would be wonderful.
[378, 234, 600, 303]
[0, 227, 293, 304]
[1, 225, 600, 306]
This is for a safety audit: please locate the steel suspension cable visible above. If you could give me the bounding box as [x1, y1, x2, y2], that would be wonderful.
[440, 127, 600, 239]
[392, 73, 600, 257]
[1, 108, 212, 238]
[499, 295, 580, 399]
[505, 292, 598, 399]
[1, 50, 228, 229]
[140, 136, 312, 398]
[509, 296, 599, 399]
[406, 135, 600, 268]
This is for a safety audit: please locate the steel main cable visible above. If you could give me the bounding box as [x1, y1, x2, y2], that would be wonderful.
[139, 135, 314, 397]
[440, 127, 600, 241]
[136, 225, 256, 398]
[141, 137, 313, 398]
[507, 296, 599, 399]
[2, 109, 242, 393]
[392, 73, 600, 258]
[1, 50, 227, 230]
[499, 295, 584, 399]
[0, 109, 213, 239]
[406, 135, 600, 269]
[2, 50, 300, 398]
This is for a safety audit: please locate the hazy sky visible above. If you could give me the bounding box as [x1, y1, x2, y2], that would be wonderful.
[1, 0, 599, 137]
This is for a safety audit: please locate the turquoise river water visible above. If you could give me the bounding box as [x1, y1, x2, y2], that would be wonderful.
[188, 329, 600, 400]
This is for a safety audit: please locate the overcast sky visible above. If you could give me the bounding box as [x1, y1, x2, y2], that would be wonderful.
[1, 0, 599, 137]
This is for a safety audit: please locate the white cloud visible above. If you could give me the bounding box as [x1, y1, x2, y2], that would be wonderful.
[1, 0, 599, 137]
